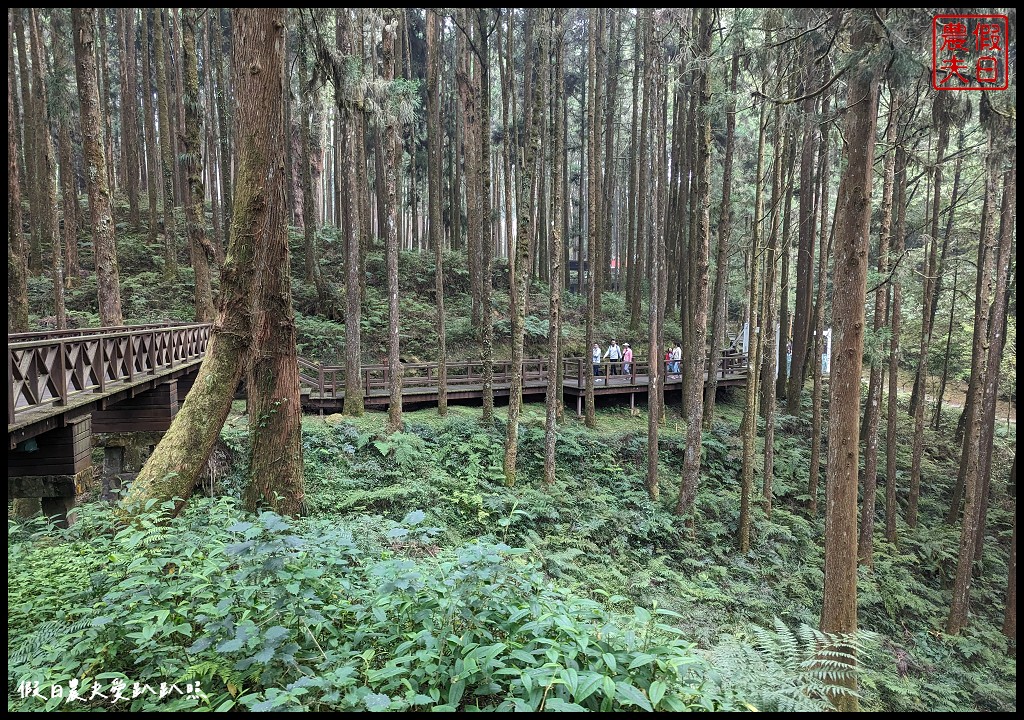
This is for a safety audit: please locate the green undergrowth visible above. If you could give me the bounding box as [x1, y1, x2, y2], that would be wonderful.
[10, 397, 1014, 711]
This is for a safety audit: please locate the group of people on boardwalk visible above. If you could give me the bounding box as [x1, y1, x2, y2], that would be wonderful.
[591, 339, 633, 379]
[590, 340, 685, 382]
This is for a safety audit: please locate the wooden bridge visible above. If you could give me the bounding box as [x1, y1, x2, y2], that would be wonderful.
[8, 322, 747, 519]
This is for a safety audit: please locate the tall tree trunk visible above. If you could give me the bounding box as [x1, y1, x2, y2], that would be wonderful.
[118, 9, 141, 230]
[154, 9, 178, 277]
[337, 10, 364, 417]
[181, 9, 215, 322]
[858, 90, 898, 566]
[738, 99, 768, 553]
[477, 9, 495, 424]
[73, 8, 122, 327]
[600, 10, 620, 301]
[807, 86, 833, 517]
[215, 9, 233, 247]
[972, 158, 1015, 566]
[505, 9, 544, 485]
[96, 10, 116, 196]
[676, 8, 712, 521]
[885, 139, 908, 544]
[124, 8, 287, 515]
[8, 44, 29, 333]
[544, 10, 566, 486]
[625, 17, 641, 331]
[933, 260, 959, 430]
[583, 8, 601, 430]
[381, 11, 403, 433]
[14, 10, 42, 277]
[244, 7, 303, 517]
[946, 127, 1001, 635]
[819, 13, 881, 708]
[1003, 456, 1017, 640]
[642, 10, 660, 502]
[630, 11, 650, 331]
[29, 9, 64, 328]
[704, 53, 738, 428]
[142, 10, 161, 246]
[426, 9, 447, 417]
[51, 9, 80, 290]
[203, 16, 224, 262]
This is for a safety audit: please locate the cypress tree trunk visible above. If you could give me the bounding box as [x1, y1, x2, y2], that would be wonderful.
[51, 9, 80, 290]
[641, 10, 660, 501]
[73, 8, 123, 328]
[14, 10, 42, 277]
[215, 10, 233, 247]
[245, 7, 303, 517]
[630, 12, 651, 332]
[181, 9, 215, 323]
[203, 16, 224, 262]
[118, 9, 141, 230]
[676, 8, 712, 521]
[426, 9, 447, 417]
[381, 11, 403, 433]
[337, 10, 364, 417]
[583, 8, 600, 430]
[505, 10, 543, 485]
[885, 141, 908, 544]
[820, 13, 881, 708]
[859, 90, 898, 566]
[8, 52, 29, 333]
[946, 129, 1000, 635]
[807, 87, 833, 517]
[738, 99, 768, 553]
[142, 10, 161, 246]
[154, 9, 178, 277]
[625, 16, 641, 331]
[1003, 457, 1017, 640]
[477, 9, 495, 424]
[544, 10, 566, 487]
[704, 53, 738, 428]
[123, 8, 287, 514]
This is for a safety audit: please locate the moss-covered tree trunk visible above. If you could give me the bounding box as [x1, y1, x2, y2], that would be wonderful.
[426, 9, 447, 417]
[244, 8, 303, 517]
[72, 8, 123, 328]
[182, 8, 215, 323]
[820, 12, 882, 709]
[122, 8, 285, 515]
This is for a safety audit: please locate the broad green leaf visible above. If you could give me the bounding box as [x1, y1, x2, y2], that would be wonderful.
[615, 681, 653, 712]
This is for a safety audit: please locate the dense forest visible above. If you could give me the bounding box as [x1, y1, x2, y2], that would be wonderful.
[7, 7, 1016, 712]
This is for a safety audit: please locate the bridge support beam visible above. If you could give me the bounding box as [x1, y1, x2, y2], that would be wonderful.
[94, 431, 164, 500]
[92, 380, 179, 433]
[8, 414, 93, 527]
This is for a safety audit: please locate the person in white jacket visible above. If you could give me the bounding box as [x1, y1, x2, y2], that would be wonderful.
[603, 339, 623, 375]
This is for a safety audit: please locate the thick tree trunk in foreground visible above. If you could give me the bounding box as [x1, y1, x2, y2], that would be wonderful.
[73, 8, 122, 327]
[676, 8, 712, 521]
[820, 13, 881, 709]
[122, 8, 285, 514]
[426, 10, 447, 417]
[244, 8, 303, 517]
[182, 8, 215, 323]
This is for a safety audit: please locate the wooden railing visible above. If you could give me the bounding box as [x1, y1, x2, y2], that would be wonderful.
[303, 351, 748, 397]
[9, 323, 211, 424]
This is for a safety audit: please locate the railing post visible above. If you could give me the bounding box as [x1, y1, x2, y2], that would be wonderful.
[56, 341, 68, 405]
[149, 330, 157, 375]
[126, 334, 135, 382]
[578, 358, 583, 389]
[8, 349, 15, 424]
[97, 338, 107, 393]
